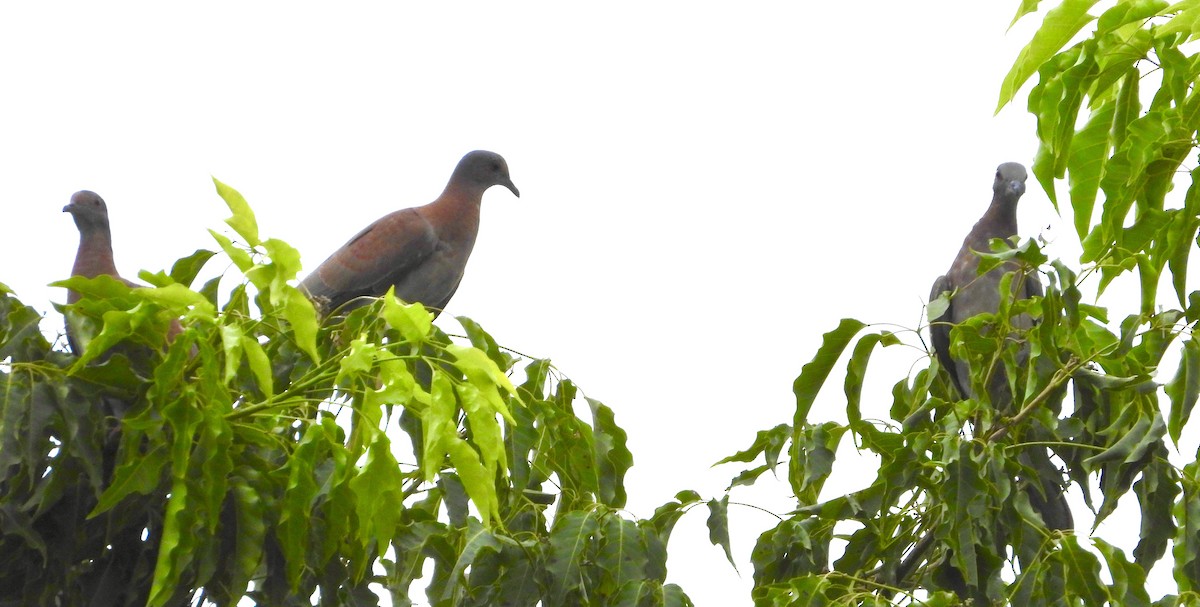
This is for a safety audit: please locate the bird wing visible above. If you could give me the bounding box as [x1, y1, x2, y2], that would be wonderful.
[300, 208, 439, 311]
[929, 274, 966, 399]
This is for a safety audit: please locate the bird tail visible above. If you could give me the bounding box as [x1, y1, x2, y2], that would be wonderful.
[1018, 446, 1073, 531]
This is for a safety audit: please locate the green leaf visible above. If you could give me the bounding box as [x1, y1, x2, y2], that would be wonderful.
[1096, 0, 1169, 34]
[945, 442, 986, 588]
[169, 248, 217, 287]
[1060, 536, 1109, 605]
[441, 518, 502, 600]
[648, 491, 702, 547]
[1134, 458, 1180, 570]
[789, 421, 848, 503]
[589, 397, 632, 508]
[706, 496, 736, 569]
[998, 0, 1102, 113]
[447, 343, 516, 423]
[138, 282, 215, 317]
[1174, 458, 1200, 591]
[225, 469, 269, 601]
[927, 291, 950, 323]
[792, 318, 866, 425]
[208, 229, 254, 273]
[421, 372, 453, 481]
[1158, 0, 1200, 39]
[283, 287, 320, 363]
[547, 510, 601, 604]
[241, 335, 274, 399]
[212, 176, 260, 247]
[715, 423, 789, 472]
[1011, 0, 1046, 27]
[93, 444, 168, 515]
[260, 238, 303, 297]
[1095, 538, 1152, 606]
[597, 516, 649, 592]
[446, 436, 499, 527]
[1067, 102, 1114, 239]
[383, 290, 433, 344]
[350, 434, 405, 553]
[844, 331, 900, 427]
[1166, 336, 1200, 445]
[457, 315, 517, 371]
[278, 424, 323, 587]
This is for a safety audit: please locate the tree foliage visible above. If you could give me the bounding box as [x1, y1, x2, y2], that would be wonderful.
[0, 181, 694, 606]
[719, 2, 1200, 605]
[10, 3, 1200, 606]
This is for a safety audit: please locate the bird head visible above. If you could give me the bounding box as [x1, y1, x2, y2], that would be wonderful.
[993, 162, 1027, 200]
[63, 190, 111, 232]
[455, 150, 520, 198]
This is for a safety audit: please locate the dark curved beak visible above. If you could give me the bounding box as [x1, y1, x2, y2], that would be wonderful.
[62, 203, 75, 213]
[504, 179, 520, 198]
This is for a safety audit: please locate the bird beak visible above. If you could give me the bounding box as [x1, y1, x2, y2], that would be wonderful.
[1008, 180, 1025, 197]
[62, 203, 75, 213]
[504, 180, 520, 198]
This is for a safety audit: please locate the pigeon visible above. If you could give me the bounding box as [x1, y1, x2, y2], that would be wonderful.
[928, 162, 1072, 531]
[299, 150, 519, 317]
[63, 190, 182, 354]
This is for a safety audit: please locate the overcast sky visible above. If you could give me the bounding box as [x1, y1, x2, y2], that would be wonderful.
[1, 2, 1179, 604]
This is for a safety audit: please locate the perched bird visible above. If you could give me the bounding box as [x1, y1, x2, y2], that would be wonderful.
[63, 190, 181, 354]
[928, 162, 1073, 531]
[299, 150, 519, 317]
[64, 191, 142, 305]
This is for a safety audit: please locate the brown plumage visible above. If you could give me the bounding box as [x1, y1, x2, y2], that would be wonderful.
[299, 150, 519, 317]
[63, 190, 181, 353]
[928, 162, 1073, 531]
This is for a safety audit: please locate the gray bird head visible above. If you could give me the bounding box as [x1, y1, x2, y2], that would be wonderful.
[63, 190, 111, 232]
[993, 162, 1027, 200]
[454, 150, 520, 198]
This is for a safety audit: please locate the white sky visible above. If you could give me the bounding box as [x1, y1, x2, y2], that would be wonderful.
[1, 2, 1183, 604]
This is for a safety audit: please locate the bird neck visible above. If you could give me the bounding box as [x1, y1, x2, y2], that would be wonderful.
[975, 195, 1020, 242]
[429, 185, 483, 239]
[72, 227, 119, 279]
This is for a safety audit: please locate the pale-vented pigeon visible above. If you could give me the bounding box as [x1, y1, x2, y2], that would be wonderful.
[64, 191, 143, 305]
[928, 162, 1073, 531]
[64, 190, 185, 354]
[299, 150, 519, 317]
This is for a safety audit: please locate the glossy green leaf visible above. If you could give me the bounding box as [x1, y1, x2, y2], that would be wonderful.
[383, 287, 433, 344]
[212, 177, 260, 247]
[998, 0, 1101, 113]
[283, 287, 319, 362]
[208, 229, 254, 273]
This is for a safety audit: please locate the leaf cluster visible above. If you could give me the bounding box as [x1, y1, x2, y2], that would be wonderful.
[709, 2, 1200, 604]
[0, 181, 691, 606]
